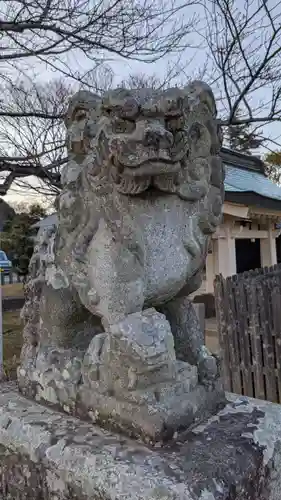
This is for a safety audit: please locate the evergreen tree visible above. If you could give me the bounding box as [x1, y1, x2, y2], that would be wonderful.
[226, 110, 263, 155]
[1, 204, 46, 277]
[264, 151, 281, 184]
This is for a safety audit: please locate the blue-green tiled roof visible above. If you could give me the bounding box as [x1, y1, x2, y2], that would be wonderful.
[224, 163, 281, 202]
[33, 163, 281, 231]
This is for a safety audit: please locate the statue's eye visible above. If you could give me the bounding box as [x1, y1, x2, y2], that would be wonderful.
[112, 119, 135, 134]
[73, 109, 87, 121]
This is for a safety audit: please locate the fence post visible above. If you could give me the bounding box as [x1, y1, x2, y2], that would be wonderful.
[214, 274, 232, 392]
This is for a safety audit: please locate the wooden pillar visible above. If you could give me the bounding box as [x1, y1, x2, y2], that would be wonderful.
[260, 221, 277, 267]
[214, 225, 236, 276]
[214, 237, 229, 277]
[207, 223, 237, 293]
[206, 246, 215, 293]
[227, 225, 237, 277]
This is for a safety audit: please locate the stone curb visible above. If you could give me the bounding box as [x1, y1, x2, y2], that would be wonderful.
[0, 385, 280, 498]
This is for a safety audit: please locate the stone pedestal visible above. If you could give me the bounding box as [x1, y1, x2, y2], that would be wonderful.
[0, 383, 281, 499]
[18, 309, 223, 442]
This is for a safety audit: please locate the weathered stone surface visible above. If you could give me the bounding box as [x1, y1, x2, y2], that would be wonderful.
[0, 385, 281, 499]
[77, 307, 222, 441]
[193, 302, 205, 334]
[19, 308, 224, 441]
[85, 309, 177, 393]
[18, 80, 225, 441]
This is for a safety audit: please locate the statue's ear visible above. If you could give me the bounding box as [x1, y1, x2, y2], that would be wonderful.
[183, 81, 217, 117]
[64, 91, 101, 129]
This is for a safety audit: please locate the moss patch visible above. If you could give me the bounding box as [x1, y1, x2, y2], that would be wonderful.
[2, 310, 22, 380]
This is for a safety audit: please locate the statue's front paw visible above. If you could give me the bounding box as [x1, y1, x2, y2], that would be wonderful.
[198, 347, 218, 383]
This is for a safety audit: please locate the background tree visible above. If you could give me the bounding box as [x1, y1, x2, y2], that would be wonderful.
[202, 0, 281, 142]
[226, 109, 264, 155]
[0, 78, 69, 197]
[0, 64, 184, 198]
[1, 203, 47, 277]
[264, 151, 281, 183]
[0, 0, 197, 195]
[0, 0, 281, 195]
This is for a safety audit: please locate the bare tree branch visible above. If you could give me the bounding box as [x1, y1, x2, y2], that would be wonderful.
[1, 0, 281, 196]
[0, 77, 68, 195]
[0, 0, 197, 63]
[203, 0, 281, 143]
[0, 0, 200, 196]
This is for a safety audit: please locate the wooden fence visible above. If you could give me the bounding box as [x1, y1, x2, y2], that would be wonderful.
[214, 264, 281, 403]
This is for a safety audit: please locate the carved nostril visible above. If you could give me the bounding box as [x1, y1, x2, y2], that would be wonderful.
[144, 129, 158, 147]
[144, 127, 173, 149]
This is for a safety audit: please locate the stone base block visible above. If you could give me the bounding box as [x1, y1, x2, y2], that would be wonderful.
[0, 383, 281, 499]
[18, 309, 224, 442]
[77, 375, 223, 442]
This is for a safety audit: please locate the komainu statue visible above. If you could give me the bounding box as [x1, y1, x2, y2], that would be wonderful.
[18, 81, 225, 442]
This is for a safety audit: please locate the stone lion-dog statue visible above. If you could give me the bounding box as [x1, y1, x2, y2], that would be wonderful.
[18, 81, 225, 442]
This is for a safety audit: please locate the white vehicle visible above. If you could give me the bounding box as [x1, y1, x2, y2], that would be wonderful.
[0, 250, 12, 274]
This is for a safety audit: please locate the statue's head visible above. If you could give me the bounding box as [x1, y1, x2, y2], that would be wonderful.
[64, 82, 223, 205]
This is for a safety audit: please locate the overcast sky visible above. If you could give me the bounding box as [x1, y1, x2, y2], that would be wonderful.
[2, 0, 281, 205]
